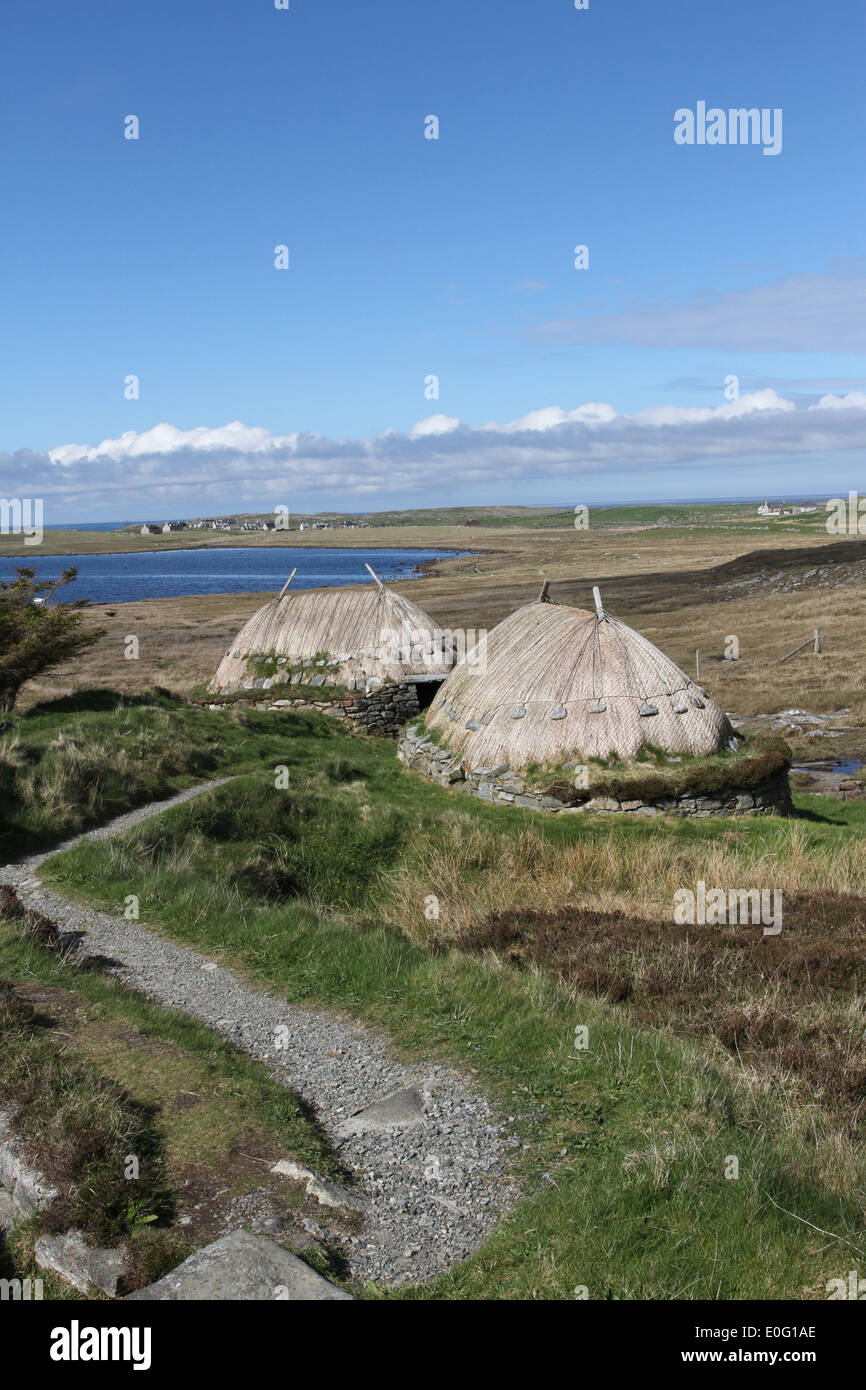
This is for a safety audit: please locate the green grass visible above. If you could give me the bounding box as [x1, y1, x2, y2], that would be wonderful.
[38, 714, 866, 1300]
[0, 971, 174, 1245]
[195, 682, 350, 707]
[43, 829, 866, 1299]
[245, 649, 342, 683]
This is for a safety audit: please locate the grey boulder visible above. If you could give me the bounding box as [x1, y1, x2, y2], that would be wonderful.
[125, 1230, 353, 1301]
[35, 1229, 132, 1296]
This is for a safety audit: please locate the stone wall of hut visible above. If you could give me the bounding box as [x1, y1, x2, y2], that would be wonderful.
[206, 680, 420, 739]
[398, 727, 793, 818]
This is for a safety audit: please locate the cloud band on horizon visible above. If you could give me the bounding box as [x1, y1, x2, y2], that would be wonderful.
[2, 390, 865, 514]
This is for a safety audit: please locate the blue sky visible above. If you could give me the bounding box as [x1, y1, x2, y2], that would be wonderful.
[1, 0, 864, 518]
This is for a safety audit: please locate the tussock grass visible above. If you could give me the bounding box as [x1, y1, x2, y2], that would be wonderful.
[378, 815, 866, 943]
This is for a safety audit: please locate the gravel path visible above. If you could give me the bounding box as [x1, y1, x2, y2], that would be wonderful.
[1, 781, 518, 1286]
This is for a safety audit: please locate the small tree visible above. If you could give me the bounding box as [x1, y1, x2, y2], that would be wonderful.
[0, 567, 105, 712]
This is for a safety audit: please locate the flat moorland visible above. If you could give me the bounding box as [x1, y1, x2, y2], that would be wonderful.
[11, 528, 866, 763]
[0, 500, 836, 559]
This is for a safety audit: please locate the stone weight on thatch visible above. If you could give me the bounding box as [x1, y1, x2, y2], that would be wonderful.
[425, 594, 733, 771]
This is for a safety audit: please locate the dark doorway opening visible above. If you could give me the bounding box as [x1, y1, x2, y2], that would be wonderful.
[409, 675, 446, 712]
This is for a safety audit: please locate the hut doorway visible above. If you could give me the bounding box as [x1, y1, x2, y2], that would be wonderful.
[407, 674, 446, 712]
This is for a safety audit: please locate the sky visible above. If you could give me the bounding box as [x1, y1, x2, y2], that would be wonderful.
[1, 0, 864, 521]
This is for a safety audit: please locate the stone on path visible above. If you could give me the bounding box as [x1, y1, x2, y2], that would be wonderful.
[270, 1158, 317, 1183]
[270, 1159, 366, 1213]
[125, 1230, 353, 1301]
[306, 1175, 366, 1213]
[337, 1084, 428, 1138]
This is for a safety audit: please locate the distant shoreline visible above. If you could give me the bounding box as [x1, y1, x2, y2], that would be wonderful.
[0, 533, 489, 559]
[0, 498, 837, 562]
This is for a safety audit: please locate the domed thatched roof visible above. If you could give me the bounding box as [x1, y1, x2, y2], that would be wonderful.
[209, 571, 454, 693]
[424, 588, 732, 770]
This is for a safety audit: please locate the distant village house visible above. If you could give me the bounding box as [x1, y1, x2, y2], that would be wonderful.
[757, 500, 817, 518]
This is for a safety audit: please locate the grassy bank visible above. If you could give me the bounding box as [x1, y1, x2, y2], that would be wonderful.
[0, 691, 342, 858]
[457, 731, 793, 806]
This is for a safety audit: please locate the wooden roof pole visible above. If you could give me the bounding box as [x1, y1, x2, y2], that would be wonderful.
[365, 563, 385, 589]
[278, 568, 297, 599]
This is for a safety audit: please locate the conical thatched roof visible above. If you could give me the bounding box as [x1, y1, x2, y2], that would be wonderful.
[424, 589, 732, 769]
[209, 575, 454, 693]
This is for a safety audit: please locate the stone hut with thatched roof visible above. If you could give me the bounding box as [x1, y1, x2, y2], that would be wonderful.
[209, 567, 456, 735]
[399, 585, 792, 817]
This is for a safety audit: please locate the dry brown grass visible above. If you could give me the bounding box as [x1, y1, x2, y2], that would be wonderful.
[641, 581, 866, 736]
[459, 892, 866, 1130]
[378, 818, 866, 947]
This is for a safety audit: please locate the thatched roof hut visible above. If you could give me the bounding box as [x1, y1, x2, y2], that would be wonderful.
[424, 587, 732, 769]
[209, 570, 454, 694]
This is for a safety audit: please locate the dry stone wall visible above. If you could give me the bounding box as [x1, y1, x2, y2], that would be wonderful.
[206, 680, 421, 739]
[398, 727, 793, 817]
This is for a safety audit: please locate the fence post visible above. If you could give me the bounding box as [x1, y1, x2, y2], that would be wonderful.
[813, 628, 821, 655]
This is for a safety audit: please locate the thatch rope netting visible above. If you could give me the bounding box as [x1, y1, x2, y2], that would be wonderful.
[209, 580, 455, 692]
[425, 596, 733, 770]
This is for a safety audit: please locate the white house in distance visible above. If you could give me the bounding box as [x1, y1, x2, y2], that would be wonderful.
[757, 500, 818, 518]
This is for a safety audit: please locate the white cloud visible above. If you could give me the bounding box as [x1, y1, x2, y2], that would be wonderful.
[49, 420, 296, 466]
[408, 414, 461, 440]
[634, 389, 795, 426]
[809, 391, 866, 411]
[489, 402, 619, 432]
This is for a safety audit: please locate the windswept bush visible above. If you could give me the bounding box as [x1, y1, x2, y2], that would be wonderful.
[0, 568, 105, 713]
